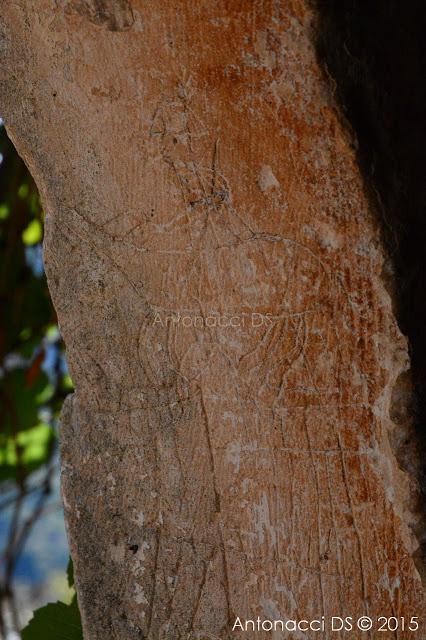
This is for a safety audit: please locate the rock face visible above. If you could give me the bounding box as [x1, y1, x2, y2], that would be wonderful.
[1, 1, 425, 638]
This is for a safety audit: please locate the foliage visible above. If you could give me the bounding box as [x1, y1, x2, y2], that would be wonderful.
[22, 559, 82, 640]
[0, 123, 77, 636]
[21, 596, 83, 640]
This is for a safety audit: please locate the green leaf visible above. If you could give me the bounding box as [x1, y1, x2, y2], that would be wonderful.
[22, 218, 42, 245]
[0, 422, 54, 482]
[0, 203, 9, 219]
[46, 324, 60, 340]
[36, 382, 54, 404]
[19, 422, 54, 464]
[62, 374, 74, 391]
[22, 595, 83, 640]
[67, 557, 74, 588]
[19, 327, 32, 341]
[1, 368, 51, 436]
[18, 183, 29, 199]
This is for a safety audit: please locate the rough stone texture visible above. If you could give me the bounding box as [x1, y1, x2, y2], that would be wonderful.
[1, 1, 425, 638]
